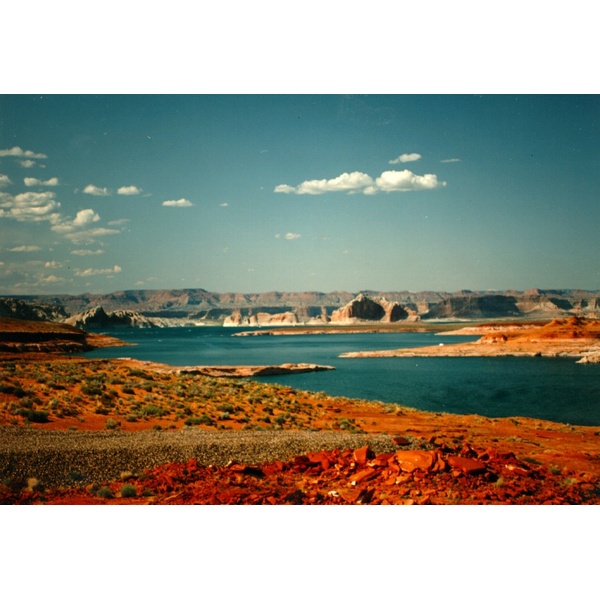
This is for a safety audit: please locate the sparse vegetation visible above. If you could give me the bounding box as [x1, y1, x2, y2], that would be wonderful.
[120, 483, 137, 498]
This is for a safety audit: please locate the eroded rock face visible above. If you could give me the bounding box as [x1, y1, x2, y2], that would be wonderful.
[65, 306, 156, 329]
[330, 294, 410, 323]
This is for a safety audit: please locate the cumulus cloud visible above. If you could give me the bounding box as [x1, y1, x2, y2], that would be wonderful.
[0, 146, 47, 159]
[0, 174, 11, 188]
[19, 160, 37, 168]
[9, 245, 41, 252]
[275, 232, 301, 240]
[275, 169, 446, 195]
[117, 185, 142, 195]
[389, 153, 422, 164]
[44, 261, 62, 268]
[74, 265, 122, 277]
[0, 191, 61, 222]
[71, 249, 105, 256]
[162, 198, 193, 207]
[51, 209, 101, 234]
[441, 158, 462, 163]
[219, 203, 229, 207]
[374, 170, 447, 192]
[24, 177, 59, 187]
[51, 209, 119, 244]
[275, 172, 375, 195]
[273, 184, 296, 194]
[83, 184, 110, 196]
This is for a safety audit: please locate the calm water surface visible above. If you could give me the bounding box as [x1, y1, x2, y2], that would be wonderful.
[85, 327, 600, 426]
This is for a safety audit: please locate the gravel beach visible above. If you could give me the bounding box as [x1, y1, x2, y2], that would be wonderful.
[0, 427, 401, 489]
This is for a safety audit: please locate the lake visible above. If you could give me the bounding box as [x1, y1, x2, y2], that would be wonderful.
[84, 327, 600, 426]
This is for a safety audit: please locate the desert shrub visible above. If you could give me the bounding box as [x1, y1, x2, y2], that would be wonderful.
[19, 397, 34, 409]
[96, 486, 114, 499]
[121, 385, 135, 395]
[81, 383, 103, 397]
[218, 411, 231, 420]
[128, 369, 153, 380]
[0, 384, 26, 397]
[185, 414, 214, 426]
[105, 418, 119, 429]
[13, 408, 49, 423]
[120, 484, 137, 498]
[142, 404, 168, 417]
[216, 402, 235, 413]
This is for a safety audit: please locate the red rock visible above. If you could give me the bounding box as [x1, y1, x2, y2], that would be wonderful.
[353, 446, 370, 465]
[394, 450, 436, 472]
[393, 436, 411, 446]
[350, 468, 377, 484]
[447, 456, 487, 475]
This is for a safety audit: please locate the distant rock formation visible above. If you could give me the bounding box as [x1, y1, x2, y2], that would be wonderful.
[330, 294, 416, 324]
[224, 310, 299, 327]
[65, 306, 157, 329]
[0, 297, 68, 322]
[7, 288, 600, 327]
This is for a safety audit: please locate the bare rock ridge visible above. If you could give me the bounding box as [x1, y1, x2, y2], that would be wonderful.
[2, 288, 599, 329]
[64, 306, 157, 329]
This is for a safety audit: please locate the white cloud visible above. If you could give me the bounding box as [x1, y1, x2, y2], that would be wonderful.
[162, 198, 193, 207]
[0, 174, 11, 188]
[389, 153, 422, 164]
[117, 185, 142, 195]
[274, 184, 296, 194]
[71, 249, 105, 256]
[275, 232, 301, 240]
[83, 184, 110, 196]
[0, 146, 47, 159]
[441, 158, 462, 163]
[64, 227, 120, 245]
[0, 191, 61, 222]
[73, 208, 101, 227]
[375, 170, 446, 192]
[275, 171, 374, 195]
[44, 261, 62, 268]
[275, 169, 446, 196]
[75, 265, 122, 277]
[19, 160, 37, 168]
[52, 209, 101, 234]
[219, 203, 229, 207]
[39, 275, 64, 284]
[9, 245, 41, 252]
[24, 177, 59, 187]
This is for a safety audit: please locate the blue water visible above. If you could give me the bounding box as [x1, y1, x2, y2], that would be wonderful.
[84, 327, 600, 426]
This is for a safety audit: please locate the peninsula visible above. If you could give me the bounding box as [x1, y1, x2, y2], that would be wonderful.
[340, 316, 600, 363]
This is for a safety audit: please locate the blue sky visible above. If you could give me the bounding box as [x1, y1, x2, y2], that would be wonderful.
[0, 94, 598, 295]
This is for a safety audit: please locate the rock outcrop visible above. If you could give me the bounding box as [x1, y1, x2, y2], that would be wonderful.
[330, 294, 414, 324]
[65, 306, 157, 329]
[0, 298, 68, 322]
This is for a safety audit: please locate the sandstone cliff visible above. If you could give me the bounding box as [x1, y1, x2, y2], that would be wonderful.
[330, 294, 416, 324]
[65, 306, 157, 329]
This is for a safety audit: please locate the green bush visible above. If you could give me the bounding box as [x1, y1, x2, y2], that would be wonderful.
[13, 408, 49, 423]
[96, 486, 114, 499]
[120, 484, 137, 498]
